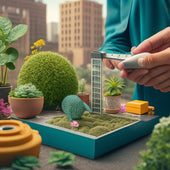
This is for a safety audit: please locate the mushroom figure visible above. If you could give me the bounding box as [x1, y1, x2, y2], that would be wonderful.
[61, 95, 92, 126]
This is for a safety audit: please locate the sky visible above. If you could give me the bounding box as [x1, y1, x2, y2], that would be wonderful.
[43, 0, 106, 23]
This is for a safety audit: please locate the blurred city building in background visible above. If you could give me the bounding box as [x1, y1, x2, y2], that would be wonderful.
[59, 0, 104, 67]
[47, 22, 59, 43]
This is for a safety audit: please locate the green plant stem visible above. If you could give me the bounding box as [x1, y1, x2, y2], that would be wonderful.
[2, 66, 8, 86]
[0, 29, 5, 84]
[0, 29, 5, 42]
[0, 66, 3, 82]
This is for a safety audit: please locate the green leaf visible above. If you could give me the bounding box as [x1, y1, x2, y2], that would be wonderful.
[6, 62, 15, 70]
[0, 53, 9, 66]
[0, 47, 18, 67]
[12, 156, 41, 170]
[6, 24, 28, 44]
[6, 47, 19, 62]
[47, 151, 75, 167]
[0, 40, 6, 53]
[110, 89, 116, 95]
[0, 17, 12, 38]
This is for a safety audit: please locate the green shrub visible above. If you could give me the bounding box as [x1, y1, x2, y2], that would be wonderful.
[134, 116, 170, 170]
[17, 51, 78, 109]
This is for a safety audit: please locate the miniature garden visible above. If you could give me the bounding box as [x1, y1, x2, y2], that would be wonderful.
[46, 112, 137, 137]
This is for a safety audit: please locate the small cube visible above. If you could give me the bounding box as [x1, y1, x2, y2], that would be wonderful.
[126, 100, 148, 115]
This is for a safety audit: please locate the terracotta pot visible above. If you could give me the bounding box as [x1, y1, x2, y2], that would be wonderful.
[8, 96, 44, 119]
[104, 95, 121, 114]
[78, 94, 90, 105]
[0, 86, 12, 103]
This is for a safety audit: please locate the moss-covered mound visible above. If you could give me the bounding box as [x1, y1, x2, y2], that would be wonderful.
[46, 112, 137, 137]
[17, 51, 78, 109]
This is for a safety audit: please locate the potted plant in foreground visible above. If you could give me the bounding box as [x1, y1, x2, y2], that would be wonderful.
[8, 83, 44, 118]
[78, 78, 90, 105]
[0, 16, 28, 102]
[103, 76, 125, 113]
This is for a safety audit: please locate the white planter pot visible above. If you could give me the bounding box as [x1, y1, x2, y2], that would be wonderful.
[104, 95, 121, 113]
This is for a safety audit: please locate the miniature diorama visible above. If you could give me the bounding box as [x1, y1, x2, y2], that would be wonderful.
[8, 50, 159, 160]
[0, 17, 159, 160]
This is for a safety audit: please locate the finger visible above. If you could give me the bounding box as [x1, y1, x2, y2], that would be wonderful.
[160, 86, 170, 92]
[117, 62, 124, 70]
[137, 65, 170, 85]
[131, 46, 136, 52]
[103, 59, 115, 69]
[123, 69, 149, 81]
[132, 27, 170, 54]
[154, 78, 170, 90]
[120, 69, 131, 78]
[150, 43, 170, 53]
[110, 60, 121, 69]
[138, 47, 170, 68]
[146, 71, 170, 87]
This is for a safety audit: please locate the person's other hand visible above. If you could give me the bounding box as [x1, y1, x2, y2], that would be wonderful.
[103, 59, 121, 69]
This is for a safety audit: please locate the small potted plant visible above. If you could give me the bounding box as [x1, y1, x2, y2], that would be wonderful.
[8, 83, 44, 118]
[77, 78, 89, 105]
[0, 98, 12, 120]
[103, 76, 125, 113]
[0, 17, 28, 102]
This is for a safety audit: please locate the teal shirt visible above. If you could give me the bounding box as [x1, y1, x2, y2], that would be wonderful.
[100, 0, 170, 116]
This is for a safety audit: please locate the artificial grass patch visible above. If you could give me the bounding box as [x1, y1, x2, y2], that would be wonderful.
[46, 112, 137, 137]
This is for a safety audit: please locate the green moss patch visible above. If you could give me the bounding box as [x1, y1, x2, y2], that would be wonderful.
[46, 112, 137, 137]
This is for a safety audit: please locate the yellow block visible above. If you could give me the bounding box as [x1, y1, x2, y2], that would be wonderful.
[0, 120, 42, 167]
[126, 100, 149, 114]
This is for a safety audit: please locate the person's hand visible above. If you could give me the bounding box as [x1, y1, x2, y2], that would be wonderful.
[118, 27, 170, 92]
[132, 27, 170, 54]
[103, 58, 121, 70]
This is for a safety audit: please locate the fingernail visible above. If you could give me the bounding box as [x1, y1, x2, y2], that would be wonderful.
[138, 58, 145, 67]
[118, 62, 124, 70]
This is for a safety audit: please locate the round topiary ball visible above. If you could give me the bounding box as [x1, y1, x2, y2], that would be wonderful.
[17, 51, 78, 109]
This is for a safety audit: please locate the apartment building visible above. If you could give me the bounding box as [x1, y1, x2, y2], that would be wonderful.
[59, 0, 103, 67]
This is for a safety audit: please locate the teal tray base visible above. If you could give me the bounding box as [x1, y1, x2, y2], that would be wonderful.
[12, 112, 159, 159]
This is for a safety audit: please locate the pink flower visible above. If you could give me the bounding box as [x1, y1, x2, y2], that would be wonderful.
[120, 104, 126, 113]
[0, 98, 12, 116]
[70, 121, 79, 127]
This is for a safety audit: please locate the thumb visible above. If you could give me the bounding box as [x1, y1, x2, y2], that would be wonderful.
[138, 48, 170, 68]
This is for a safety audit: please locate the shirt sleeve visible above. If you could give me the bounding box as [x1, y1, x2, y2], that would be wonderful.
[99, 0, 133, 53]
